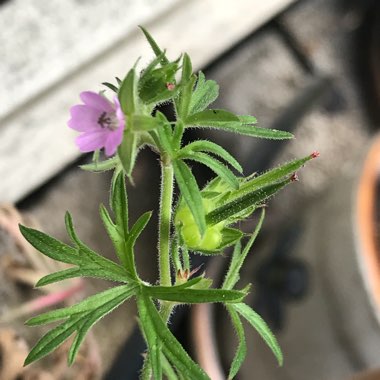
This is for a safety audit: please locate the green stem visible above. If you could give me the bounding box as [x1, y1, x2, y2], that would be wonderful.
[142, 157, 174, 378]
[159, 159, 174, 287]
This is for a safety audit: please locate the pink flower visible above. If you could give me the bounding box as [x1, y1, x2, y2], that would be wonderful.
[68, 91, 125, 156]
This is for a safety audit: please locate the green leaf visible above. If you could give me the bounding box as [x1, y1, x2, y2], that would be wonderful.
[186, 110, 293, 139]
[172, 160, 206, 235]
[145, 284, 246, 304]
[188, 277, 213, 290]
[19, 225, 80, 265]
[172, 276, 204, 289]
[102, 81, 118, 92]
[218, 227, 244, 250]
[226, 305, 247, 380]
[131, 115, 159, 131]
[223, 209, 265, 290]
[232, 303, 283, 366]
[139, 26, 169, 65]
[180, 152, 239, 190]
[156, 111, 174, 155]
[186, 109, 239, 125]
[139, 61, 179, 104]
[176, 54, 195, 120]
[106, 173, 151, 277]
[238, 115, 257, 124]
[25, 285, 136, 366]
[178, 140, 242, 173]
[232, 155, 314, 200]
[118, 130, 138, 181]
[79, 156, 119, 172]
[112, 172, 129, 237]
[64, 212, 132, 282]
[99, 204, 125, 266]
[206, 179, 289, 225]
[27, 285, 136, 326]
[172, 120, 185, 151]
[181, 53, 192, 83]
[118, 68, 137, 115]
[137, 293, 210, 379]
[162, 354, 179, 380]
[68, 292, 128, 365]
[189, 71, 219, 114]
[126, 211, 152, 257]
[227, 124, 293, 140]
[24, 316, 81, 366]
[137, 299, 162, 380]
[36, 267, 81, 287]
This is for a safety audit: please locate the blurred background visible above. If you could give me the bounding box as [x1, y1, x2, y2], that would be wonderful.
[1, 0, 380, 379]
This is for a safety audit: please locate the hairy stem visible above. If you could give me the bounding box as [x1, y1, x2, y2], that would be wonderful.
[140, 159, 174, 379]
[159, 159, 174, 287]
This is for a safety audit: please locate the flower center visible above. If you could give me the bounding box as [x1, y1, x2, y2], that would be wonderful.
[97, 112, 119, 131]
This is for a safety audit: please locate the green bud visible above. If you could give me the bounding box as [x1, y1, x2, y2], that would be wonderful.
[175, 198, 225, 252]
[139, 61, 179, 104]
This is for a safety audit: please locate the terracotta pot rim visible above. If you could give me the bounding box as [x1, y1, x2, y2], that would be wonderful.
[356, 135, 380, 315]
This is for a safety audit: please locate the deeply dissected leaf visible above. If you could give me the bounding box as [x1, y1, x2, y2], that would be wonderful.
[181, 53, 192, 83]
[19, 225, 79, 265]
[112, 172, 129, 237]
[64, 212, 131, 279]
[139, 25, 169, 65]
[156, 111, 174, 155]
[24, 285, 136, 366]
[189, 71, 219, 114]
[102, 81, 118, 92]
[36, 267, 82, 287]
[172, 120, 185, 151]
[177, 76, 196, 120]
[118, 68, 137, 115]
[125, 211, 152, 273]
[162, 354, 179, 380]
[178, 140, 242, 173]
[232, 303, 283, 366]
[99, 204, 124, 265]
[139, 61, 179, 104]
[230, 155, 314, 201]
[27, 285, 137, 326]
[102, 173, 151, 279]
[226, 305, 247, 380]
[206, 179, 290, 225]
[118, 129, 138, 181]
[20, 211, 131, 285]
[137, 293, 210, 379]
[137, 297, 163, 380]
[131, 115, 159, 131]
[223, 209, 265, 290]
[186, 109, 293, 139]
[218, 227, 244, 250]
[180, 151, 239, 190]
[186, 109, 238, 125]
[238, 115, 257, 124]
[79, 156, 119, 172]
[172, 160, 206, 235]
[176, 54, 195, 120]
[145, 284, 246, 304]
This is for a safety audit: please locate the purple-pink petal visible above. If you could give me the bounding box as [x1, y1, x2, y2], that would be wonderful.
[75, 131, 108, 153]
[68, 91, 126, 156]
[80, 91, 114, 112]
[68, 105, 101, 132]
[104, 128, 124, 156]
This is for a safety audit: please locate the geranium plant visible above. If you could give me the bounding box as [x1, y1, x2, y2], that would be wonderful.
[19, 27, 318, 379]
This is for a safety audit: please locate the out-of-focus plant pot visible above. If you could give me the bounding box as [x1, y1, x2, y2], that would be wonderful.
[190, 135, 380, 379]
